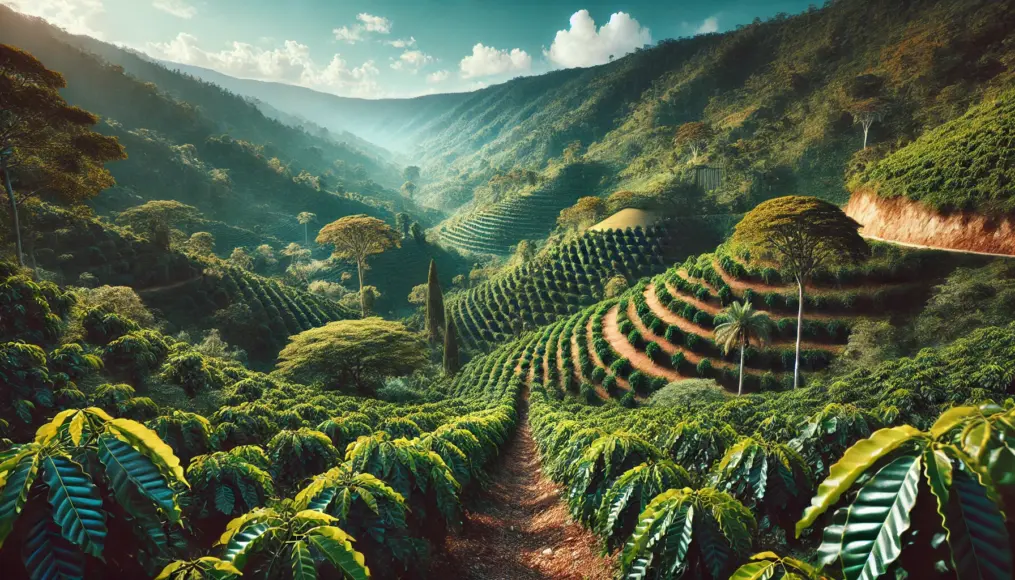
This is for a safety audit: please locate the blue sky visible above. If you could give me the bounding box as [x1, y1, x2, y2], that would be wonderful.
[6, 0, 817, 98]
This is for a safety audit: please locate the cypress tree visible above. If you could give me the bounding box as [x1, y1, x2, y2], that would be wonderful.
[425, 259, 445, 344]
[443, 317, 459, 376]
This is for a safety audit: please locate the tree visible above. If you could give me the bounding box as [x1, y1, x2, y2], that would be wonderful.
[275, 318, 427, 394]
[0, 45, 126, 267]
[400, 181, 417, 200]
[848, 98, 886, 149]
[316, 215, 401, 318]
[409, 222, 425, 245]
[562, 140, 583, 165]
[228, 247, 253, 271]
[732, 196, 868, 389]
[513, 240, 536, 264]
[674, 121, 712, 163]
[281, 242, 310, 269]
[297, 212, 317, 246]
[395, 212, 410, 239]
[713, 300, 770, 396]
[604, 275, 629, 299]
[402, 165, 421, 183]
[443, 318, 460, 376]
[425, 259, 445, 344]
[115, 200, 200, 249]
[557, 196, 606, 231]
[186, 232, 216, 256]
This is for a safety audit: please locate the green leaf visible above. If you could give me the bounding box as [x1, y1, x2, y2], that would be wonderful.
[840, 453, 922, 580]
[930, 406, 978, 440]
[0, 451, 41, 547]
[98, 435, 180, 523]
[221, 520, 272, 570]
[21, 504, 86, 580]
[796, 426, 920, 536]
[815, 506, 847, 571]
[729, 560, 778, 580]
[42, 455, 107, 559]
[108, 419, 187, 486]
[923, 447, 952, 520]
[215, 486, 236, 515]
[306, 526, 370, 580]
[291, 540, 317, 580]
[68, 414, 85, 447]
[944, 468, 1012, 580]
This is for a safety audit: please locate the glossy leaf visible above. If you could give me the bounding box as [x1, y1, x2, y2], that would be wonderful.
[21, 505, 86, 580]
[291, 540, 317, 580]
[0, 451, 41, 547]
[42, 455, 107, 559]
[945, 468, 1012, 580]
[839, 453, 922, 580]
[306, 526, 370, 580]
[98, 434, 180, 523]
[796, 426, 920, 536]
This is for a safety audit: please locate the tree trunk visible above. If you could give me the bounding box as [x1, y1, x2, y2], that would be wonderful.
[2, 164, 24, 268]
[304, 223, 309, 247]
[356, 258, 366, 318]
[794, 277, 804, 389]
[738, 340, 745, 397]
[863, 126, 869, 149]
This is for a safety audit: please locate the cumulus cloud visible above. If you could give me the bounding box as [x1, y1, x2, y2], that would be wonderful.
[388, 37, 416, 48]
[426, 69, 449, 84]
[333, 12, 391, 44]
[148, 33, 382, 97]
[696, 16, 719, 34]
[459, 43, 531, 79]
[546, 10, 651, 68]
[390, 50, 433, 73]
[3, 0, 105, 37]
[152, 0, 195, 19]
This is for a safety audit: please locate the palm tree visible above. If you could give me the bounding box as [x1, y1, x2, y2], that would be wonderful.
[714, 300, 770, 396]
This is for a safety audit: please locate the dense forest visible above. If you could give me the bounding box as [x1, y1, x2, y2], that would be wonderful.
[2, 0, 1015, 578]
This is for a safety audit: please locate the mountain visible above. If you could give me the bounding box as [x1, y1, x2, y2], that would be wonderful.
[168, 0, 1015, 220]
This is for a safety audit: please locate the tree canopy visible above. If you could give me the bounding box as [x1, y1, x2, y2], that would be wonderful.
[275, 318, 427, 393]
[316, 215, 401, 317]
[557, 196, 607, 231]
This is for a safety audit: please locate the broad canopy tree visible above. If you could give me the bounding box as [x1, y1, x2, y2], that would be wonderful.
[557, 196, 606, 232]
[275, 318, 427, 394]
[674, 121, 712, 163]
[316, 214, 401, 318]
[732, 196, 868, 389]
[0, 44, 126, 267]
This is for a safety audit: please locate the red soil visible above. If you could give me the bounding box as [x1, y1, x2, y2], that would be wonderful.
[846, 188, 1015, 257]
[437, 396, 616, 580]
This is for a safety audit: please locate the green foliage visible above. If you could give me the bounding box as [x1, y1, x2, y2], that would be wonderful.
[275, 318, 427, 394]
[851, 88, 1015, 215]
[187, 447, 275, 519]
[0, 271, 73, 345]
[0, 408, 187, 577]
[266, 429, 341, 494]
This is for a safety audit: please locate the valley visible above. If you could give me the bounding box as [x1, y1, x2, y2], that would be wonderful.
[1, 0, 1015, 579]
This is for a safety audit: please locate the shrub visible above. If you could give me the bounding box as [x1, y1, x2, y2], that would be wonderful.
[670, 351, 685, 369]
[610, 358, 632, 378]
[696, 358, 713, 377]
[591, 366, 607, 382]
[648, 379, 730, 407]
[645, 341, 662, 361]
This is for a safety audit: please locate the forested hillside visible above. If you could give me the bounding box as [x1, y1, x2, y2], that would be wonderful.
[183, 0, 1015, 218]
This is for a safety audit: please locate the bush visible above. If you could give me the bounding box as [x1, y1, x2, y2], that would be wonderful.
[696, 358, 713, 377]
[628, 370, 649, 393]
[645, 341, 662, 361]
[591, 366, 607, 382]
[610, 358, 632, 378]
[648, 379, 730, 407]
[670, 351, 685, 369]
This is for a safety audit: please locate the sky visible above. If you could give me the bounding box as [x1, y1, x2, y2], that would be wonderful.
[5, 0, 818, 99]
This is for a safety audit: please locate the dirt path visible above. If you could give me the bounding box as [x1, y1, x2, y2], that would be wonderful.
[603, 305, 681, 382]
[438, 396, 616, 579]
[862, 233, 1015, 258]
[136, 273, 203, 294]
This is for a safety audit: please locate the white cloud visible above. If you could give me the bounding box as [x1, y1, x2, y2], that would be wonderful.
[388, 37, 416, 48]
[333, 12, 391, 44]
[390, 49, 433, 73]
[426, 69, 449, 84]
[546, 10, 651, 69]
[148, 33, 382, 98]
[3, 0, 105, 37]
[152, 0, 195, 19]
[357, 13, 390, 33]
[459, 43, 531, 79]
[696, 16, 719, 34]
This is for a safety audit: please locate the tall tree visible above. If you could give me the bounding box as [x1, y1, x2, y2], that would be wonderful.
[297, 211, 317, 246]
[443, 317, 459, 376]
[395, 212, 410, 238]
[557, 196, 606, 231]
[713, 300, 770, 396]
[316, 214, 401, 318]
[402, 165, 421, 183]
[848, 98, 886, 149]
[0, 45, 126, 267]
[425, 259, 445, 344]
[674, 121, 712, 163]
[732, 196, 868, 389]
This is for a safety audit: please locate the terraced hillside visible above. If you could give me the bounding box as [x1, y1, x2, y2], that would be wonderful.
[513, 242, 979, 400]
[143, 263, 353, 364]
[447, 221, 726, 354]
